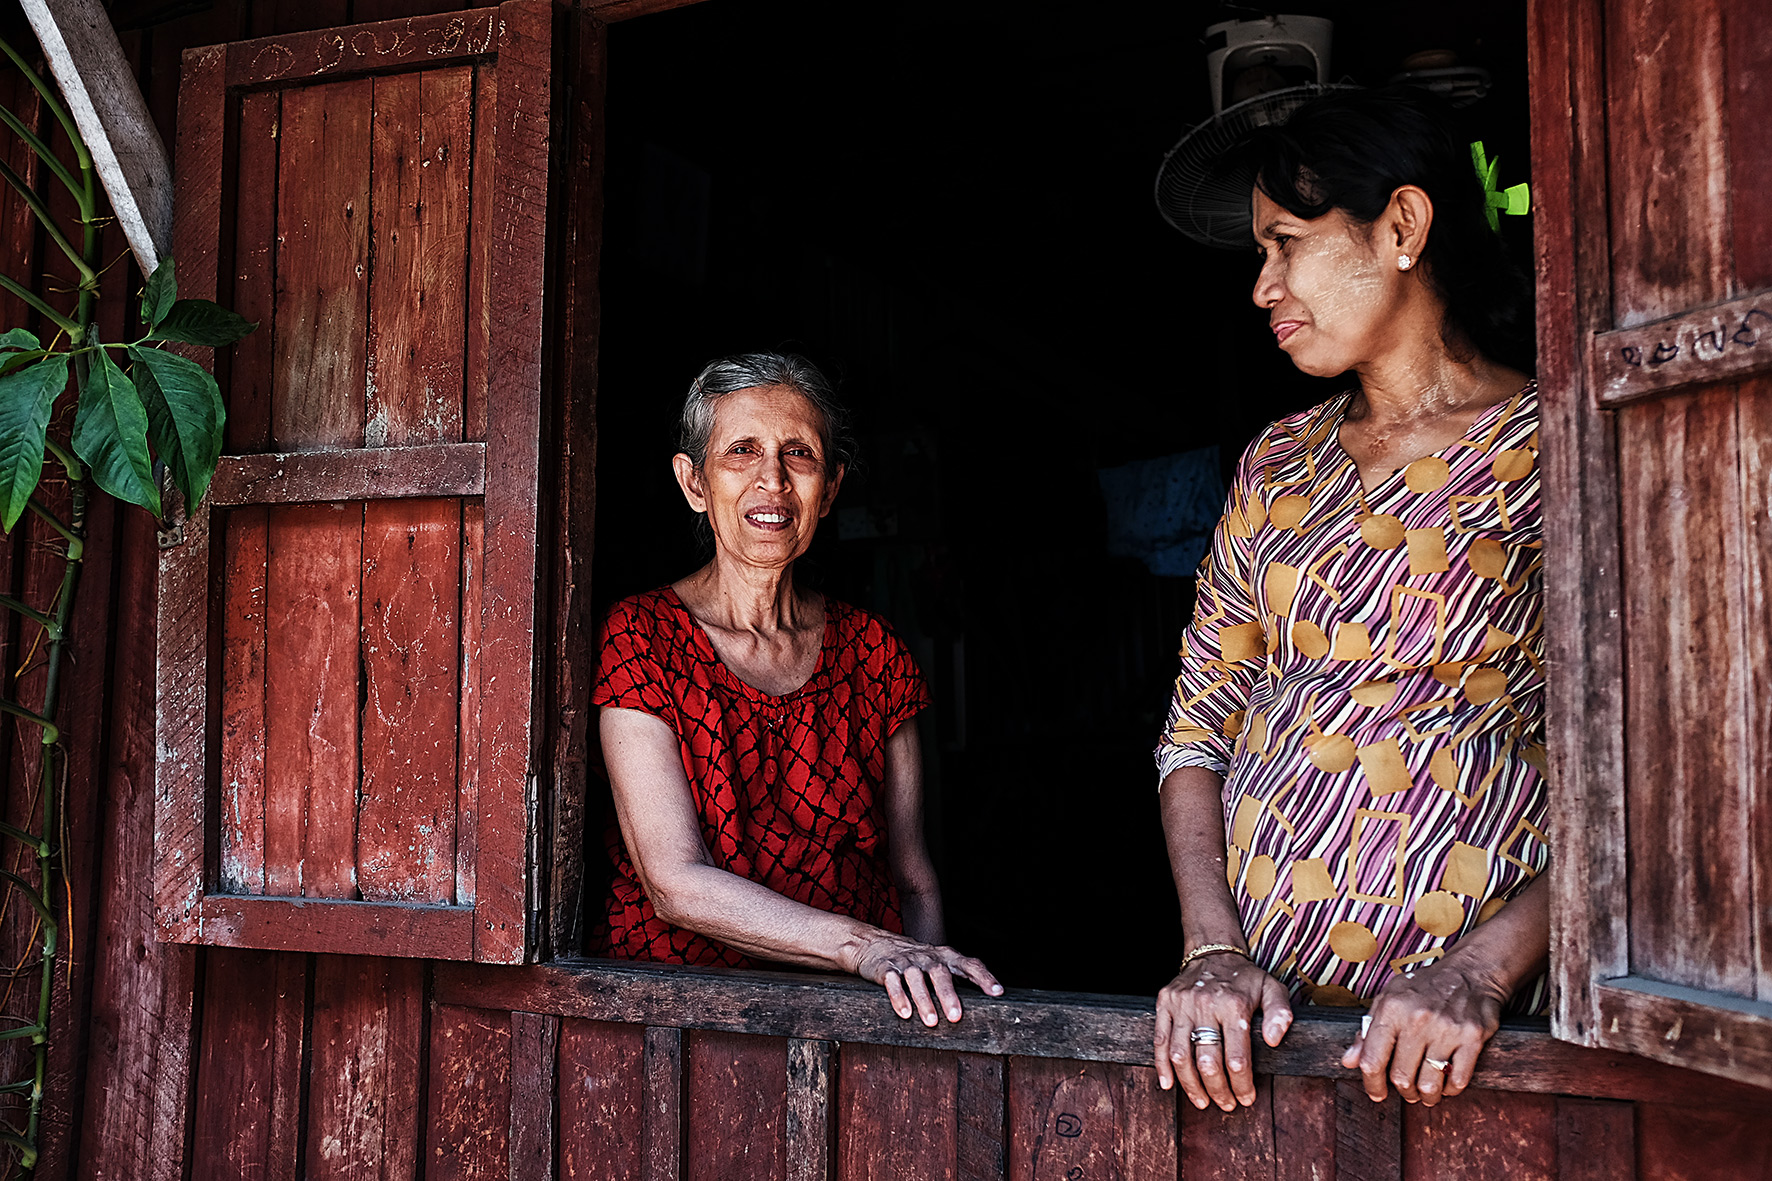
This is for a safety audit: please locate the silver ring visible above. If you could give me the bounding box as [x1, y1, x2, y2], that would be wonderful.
[1423, 1056, 1451, 1071]
[1188, 1027, 1223, 1046]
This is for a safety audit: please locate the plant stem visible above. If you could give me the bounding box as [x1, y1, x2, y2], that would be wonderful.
[0, 161, 93, 283]
[0, 109, 78, 205]
[0, 278, 75, 338]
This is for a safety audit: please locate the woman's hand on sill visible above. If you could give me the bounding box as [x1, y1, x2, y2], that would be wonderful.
[1341, 957, 1505, 1107]
[843, 930, 1003, 1027]
[1154, 951, 1294, 1112]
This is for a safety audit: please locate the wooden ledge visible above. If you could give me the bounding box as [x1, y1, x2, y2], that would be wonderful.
[434, 958, 1772, 1109]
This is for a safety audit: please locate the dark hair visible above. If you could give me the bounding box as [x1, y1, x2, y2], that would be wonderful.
[678, 352, 855, 477]
[1246, 86, 1534, 373]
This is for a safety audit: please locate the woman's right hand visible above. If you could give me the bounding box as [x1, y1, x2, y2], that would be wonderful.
[1154, 951, 1293, 1111]
[848, 932, 1003, 1026]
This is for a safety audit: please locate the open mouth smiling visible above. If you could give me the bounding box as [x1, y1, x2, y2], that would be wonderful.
[744, 507, 794, 531]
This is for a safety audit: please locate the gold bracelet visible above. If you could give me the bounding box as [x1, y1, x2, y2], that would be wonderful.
[1180, 943, 1250, 973]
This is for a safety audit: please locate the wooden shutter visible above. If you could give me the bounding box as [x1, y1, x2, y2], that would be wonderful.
[154, 1, 554, 963]
[1534, 0, 1772, 1084]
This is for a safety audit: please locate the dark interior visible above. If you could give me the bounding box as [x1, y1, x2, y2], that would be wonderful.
[588, 0, 1533, 994]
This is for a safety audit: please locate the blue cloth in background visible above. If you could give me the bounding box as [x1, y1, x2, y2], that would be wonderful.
[1096, 446, 1224, 578]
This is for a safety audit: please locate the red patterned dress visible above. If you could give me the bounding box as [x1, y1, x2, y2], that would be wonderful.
[591, 587, 931, 966]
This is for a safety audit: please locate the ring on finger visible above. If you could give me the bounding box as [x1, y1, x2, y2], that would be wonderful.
[1423, 1056, 1451, 1072]
[1188, 1027, 1223, 1046]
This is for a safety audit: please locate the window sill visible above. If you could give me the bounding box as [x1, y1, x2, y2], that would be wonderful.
[432, 957, 1772, 1107]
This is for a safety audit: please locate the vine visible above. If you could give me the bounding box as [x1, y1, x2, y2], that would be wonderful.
[0, 38, 252, 1173]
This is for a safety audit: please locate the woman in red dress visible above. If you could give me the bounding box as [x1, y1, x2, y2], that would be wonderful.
[593, 353, 1000, 1026]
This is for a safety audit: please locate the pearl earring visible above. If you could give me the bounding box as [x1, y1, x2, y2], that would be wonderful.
[1398, 253, 1413, 271]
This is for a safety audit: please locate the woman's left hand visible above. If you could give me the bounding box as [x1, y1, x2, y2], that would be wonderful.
[1340, 957, 1506, 1106]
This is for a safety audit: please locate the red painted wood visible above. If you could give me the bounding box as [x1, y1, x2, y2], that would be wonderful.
[190, 951, 307, 1181]
[367, 67, 472, 449]
[1618, 390, 1754, 997]
[1402, 1090, 1556, 1181]
[271, 77, 370, 451]
[956, 1053, 1004, 1181]
[1271, 1075, 1334, 1181]
[470, 0, 554, 964]
[193, 895, 473, 958]
[226, 8, 501, 87]
[305, 955, 425, 1181]
[1723, 0, 1772, 291]
[353, 0, 473, 24]
[1635, 1102, 1772, 1181]
[644, 1026, 685, 1181]
[509, 1011, 560, 1179]
[558, 1020, 645, 1181]
[1604, 0, 1733, 326]
[1008, 1056, 1175, 1181]
[208, 443, 487, 505]
[0, 70, 42, 329]
[1178, 1075, 1276, 1181]
[457, 502, 483, 907]
[461, 62, 496, 447]
[1741, 385, 1772, 1000]
[219, 507, 268, 894]
[359, 499, 462, 904]
[1331, 1083, 1400, 1181]
[426, 1005, 513, 1180]
[227, 88, 279, 453]
[685, 1031, 787, 1181]
[264, 502, 363, 899]
[837, 1043, 957, 1181]
[1555, 1099, 1636, 1181]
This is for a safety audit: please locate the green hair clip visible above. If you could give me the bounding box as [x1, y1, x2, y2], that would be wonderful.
[1471, 141, 1531, 232]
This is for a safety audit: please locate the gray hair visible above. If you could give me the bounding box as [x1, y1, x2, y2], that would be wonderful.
[678, 352, 855, 477]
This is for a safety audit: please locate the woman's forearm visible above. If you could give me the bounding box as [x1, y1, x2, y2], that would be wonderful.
[646, 860, 887, 972]
[1160, 766, 1248, 951]
[897, 883, 946, 946]
[1436, 864, 1551, 1000]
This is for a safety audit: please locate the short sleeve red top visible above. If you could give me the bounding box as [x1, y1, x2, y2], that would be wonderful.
[590, 586, 931, 967]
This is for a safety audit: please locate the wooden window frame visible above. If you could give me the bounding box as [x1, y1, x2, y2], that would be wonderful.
[154, 1, 554, 964]
[1532, 0, 1772, 1084]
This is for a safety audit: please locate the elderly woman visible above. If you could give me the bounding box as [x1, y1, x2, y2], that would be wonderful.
[1152, 88, 1547, 1111]
[592, 352, 1000, 1025]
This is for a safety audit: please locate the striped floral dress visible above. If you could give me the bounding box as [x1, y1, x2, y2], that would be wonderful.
[1155, 383, 1548, 1011]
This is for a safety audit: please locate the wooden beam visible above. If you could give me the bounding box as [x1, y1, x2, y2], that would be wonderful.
[20, 0, 171, 274]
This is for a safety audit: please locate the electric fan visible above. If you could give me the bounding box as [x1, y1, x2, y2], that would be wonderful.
[1153, 83, 1357, 249]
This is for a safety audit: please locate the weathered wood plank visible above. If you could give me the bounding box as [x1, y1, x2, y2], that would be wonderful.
[643, 1026, 684, 1181]
[583, 0, 709, 20]
[509, 1011, 560, 1181]
[1272, 1075, 1335, 1181]
[20, 0, 172, 271]
[272, 77, 370, 452]
[787, 1038, 834, 1181]
[1604, 0, 1732, 326]
[219, 507, 269, 893]
[427, 1005, 514, 1180]
[458, 502, 483, 907]
[367, 66, 471, 448]
[1591, 977, 1772, 1086]
[1555, 1099, 1635, 1181]
[264, 501, 363, 898]
[1724, 0, 1772, 291]
[1618, 389, 1754, 996]
[461, 62, 495, 447]
[432, 962, 1772, 1107]
[1010, 1056, 1174, 1181]
[1331, 1083, 1399, 1181]
[208, 443, 487, 505]
[194, 894, 473, 958]
[190, 951, 307, 1181]
[224, 7, 500, 87]
[686, 1031, 786, 1181]
[81, 512, 201, 1181]
[558, 1020, 644, 1181]
[470, 0, 553, 964]
[1402, 1090, 1556, 1181]
[0, 69, 43, 329]
[1589, 288, 1772, 405]
[1741, 382, 1772, 1001]
[1178, 1073, 1275, 1181]
[226, 88, 278, 453]
[359, 498, 461, 903]
[1635, 1100, 1772, 1181]
[305, 955, 425, 1181]
[1533, 0, 1629, 1050]
[837, 1043, 956, 1181]
[956, 1053, 1005, 1181]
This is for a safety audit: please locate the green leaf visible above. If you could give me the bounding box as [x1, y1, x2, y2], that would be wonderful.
[0, 356, 67, 532]
[129, 346, 225, 508]
[140, 257, 176, 329]
[146, 299, 257, 347]
[0, 329, 39, 352]
[72, 346, 159, 515]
